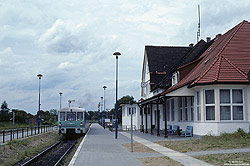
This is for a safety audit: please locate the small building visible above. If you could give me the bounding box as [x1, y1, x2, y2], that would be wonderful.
[121, 103, 140, 130]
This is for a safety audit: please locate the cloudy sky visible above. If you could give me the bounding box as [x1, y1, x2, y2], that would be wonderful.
[0, 0, 250, 114]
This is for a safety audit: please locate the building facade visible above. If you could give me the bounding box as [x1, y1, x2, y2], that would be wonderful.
[138, 20, 250, 136]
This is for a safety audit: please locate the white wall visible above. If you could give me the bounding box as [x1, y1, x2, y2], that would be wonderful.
[122, 104, 140, 130]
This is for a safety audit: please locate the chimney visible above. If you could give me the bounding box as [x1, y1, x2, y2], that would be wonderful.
[216, 34, 222, 39]
[189, 43, 194, 47]
[206, 37, 211, 43]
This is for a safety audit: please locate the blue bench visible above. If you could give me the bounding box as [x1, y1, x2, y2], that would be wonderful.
[169, 125, 179, 135]
[180, 126, 193, 137]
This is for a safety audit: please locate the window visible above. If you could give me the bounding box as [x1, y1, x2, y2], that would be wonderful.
[60, 112, 65, 121]
[220, 89, 231, 120]
[179, 97, 183, 121]
[196, 91, 201, 121]
[171, 99, 175, 121]
[77, 112, 83, 121]
[167, 100, 170, 121]
[67, 112, 76, 121]
[205, 90, 215, 120]
[220, 89, 244, 120]
[190, 97, 194, 121]
[184, 97, 188, 121]
[127, 107, 136, 116]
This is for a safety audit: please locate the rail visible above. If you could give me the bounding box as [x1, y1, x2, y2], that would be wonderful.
[21, 139, 77, 166]
[0, 125, 54, 144]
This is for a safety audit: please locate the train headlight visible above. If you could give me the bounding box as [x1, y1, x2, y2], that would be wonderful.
[59, 122, 62, 127]
[80, 122, 83, 126]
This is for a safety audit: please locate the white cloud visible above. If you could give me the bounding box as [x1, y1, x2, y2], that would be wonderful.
[0, 0, 250, 114]
[58, 62, 74, 70]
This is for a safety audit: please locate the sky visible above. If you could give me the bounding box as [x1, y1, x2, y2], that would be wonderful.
[0, 0, 250, 115]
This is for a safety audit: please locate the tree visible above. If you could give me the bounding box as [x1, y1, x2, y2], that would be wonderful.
[0, 101, 10, 122]
[1, 101, 8, 110]
[112, 95, 136, 124]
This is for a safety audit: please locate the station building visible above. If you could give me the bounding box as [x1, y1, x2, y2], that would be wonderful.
[122, 20, 250, 136]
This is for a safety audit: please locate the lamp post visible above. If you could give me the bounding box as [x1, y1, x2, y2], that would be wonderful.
[59, 92, 63, 109]
[130, 102, 133, 152]
[37, 74, 43, 128]
[103, 86, 107, 129]
[12, 109, 15, 139]
[113, 51, 121, 139]
[100, 97, 104, 128]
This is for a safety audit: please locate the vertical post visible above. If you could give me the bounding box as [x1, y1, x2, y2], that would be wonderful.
[22, 128, 24, 138]
[10, 130, 12, 141]
[3, 131, 5, 143]
[17, 129, 18, 139]
[130, 104, 133, 152]
[27, 127, 29, 137]
[35, 127, 36, 135]
[37, 74, 43, 129]
[157, 99, 160, 136]
[140, 106, 144, 133]
[113, 52, 121, 139]
[164, 98, 168, 138]
[59, 92, 63, 109]
[12, 110, 15, 139]
[150, 102, 153, 135]
[145, 104, 148, 133]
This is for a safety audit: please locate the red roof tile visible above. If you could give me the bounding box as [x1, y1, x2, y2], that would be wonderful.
[162, 20, 250, 95]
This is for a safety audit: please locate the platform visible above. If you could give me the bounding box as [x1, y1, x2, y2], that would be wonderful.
[70, 123, 142, 166]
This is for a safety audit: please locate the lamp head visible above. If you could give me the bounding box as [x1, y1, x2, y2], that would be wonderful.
[37, 74, 43, 79]
[113, 52, 121, 59]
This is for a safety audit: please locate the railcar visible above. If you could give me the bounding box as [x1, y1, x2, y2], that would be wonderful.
[58, 107, 89, 135]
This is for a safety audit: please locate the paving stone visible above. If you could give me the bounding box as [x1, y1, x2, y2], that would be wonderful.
[73, 124, 142, 166]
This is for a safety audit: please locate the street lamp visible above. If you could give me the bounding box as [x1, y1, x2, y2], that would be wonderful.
[37, 74, 43, 128]
[113, 51, 121, 139]
[130, 101, 133, 152]
[103, 86, 107, 129]
[59, 92, 63, 109]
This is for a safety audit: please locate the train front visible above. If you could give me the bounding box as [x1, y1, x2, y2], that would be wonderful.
[57, 107, 86, 135]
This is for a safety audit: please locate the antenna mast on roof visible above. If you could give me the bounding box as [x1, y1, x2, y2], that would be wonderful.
[197, 4, 201, 43]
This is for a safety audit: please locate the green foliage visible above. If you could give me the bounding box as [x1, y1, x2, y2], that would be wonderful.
[0, 101, 10, 122]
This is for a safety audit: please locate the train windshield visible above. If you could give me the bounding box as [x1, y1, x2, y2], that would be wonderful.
[60, 112, 66, 121]
[77, 112, 83, 121]
[67, 112, 76, 121]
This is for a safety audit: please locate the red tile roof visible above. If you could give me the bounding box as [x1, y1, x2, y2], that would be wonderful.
[162, 20, 250, 95]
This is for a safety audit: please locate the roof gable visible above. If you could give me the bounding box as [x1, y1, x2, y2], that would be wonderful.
[163, 20, 250, 94]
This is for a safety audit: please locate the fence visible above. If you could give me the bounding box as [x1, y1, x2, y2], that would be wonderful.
[0, 125, 54, 144]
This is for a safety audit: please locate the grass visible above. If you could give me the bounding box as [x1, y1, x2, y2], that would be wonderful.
[123, 142, 157, 153]
[0, 130, 62, 165]
[156, 129, 250, 153]
[195, 152, 250, 166]
[140, 156, 183, 166]
[60, 136, 84, 166]
[0, 122, 37, 130]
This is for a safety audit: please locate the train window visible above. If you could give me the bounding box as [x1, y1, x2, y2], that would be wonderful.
[60, 112, 66, 121]
[77, 112, 83, 121]
[67, 112, 76, 121]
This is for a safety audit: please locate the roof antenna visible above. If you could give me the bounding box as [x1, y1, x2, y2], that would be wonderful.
[197, 4, 201, 43]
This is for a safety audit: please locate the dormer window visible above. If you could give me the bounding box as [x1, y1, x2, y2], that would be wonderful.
[172, 71, 179, 86]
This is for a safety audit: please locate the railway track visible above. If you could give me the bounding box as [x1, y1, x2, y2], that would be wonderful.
[21, 139, 77, 166]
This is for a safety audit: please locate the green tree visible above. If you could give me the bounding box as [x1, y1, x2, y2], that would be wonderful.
[0, 101, 10, 122]
[112, 95, 136, 124]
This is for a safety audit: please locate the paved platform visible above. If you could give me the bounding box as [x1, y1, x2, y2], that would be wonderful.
[70, 123, 143, 166]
